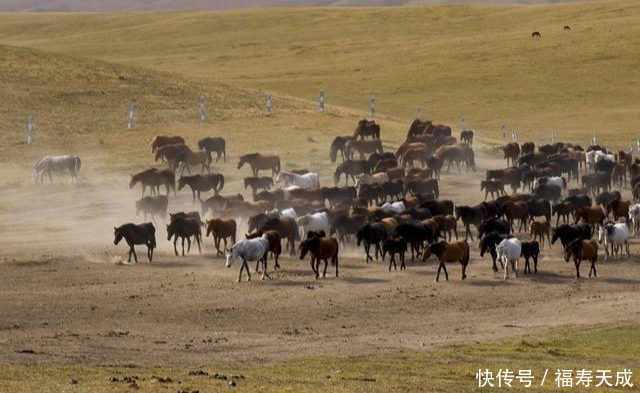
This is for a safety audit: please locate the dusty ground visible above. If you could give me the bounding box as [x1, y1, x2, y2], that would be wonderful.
[1, 146, 640, 369]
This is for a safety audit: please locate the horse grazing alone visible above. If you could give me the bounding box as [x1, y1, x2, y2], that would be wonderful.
[205, 218, 237, 256]
[129, 168, 175, 196]
[167, 216, 202, 256]
[114, 223, 156, 263]
[299, 235, 340, 279]
[226, 235, 270, 282]
[198, 137, 226, 162]
[421, 240, 470, 282]
[564, 239, 598, 278]
[151, 135, 185, 153]
[238, 153, 280, 177]
[32, 155, 81, 184]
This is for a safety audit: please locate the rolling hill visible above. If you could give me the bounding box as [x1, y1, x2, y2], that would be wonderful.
[0, 1, 638, 145]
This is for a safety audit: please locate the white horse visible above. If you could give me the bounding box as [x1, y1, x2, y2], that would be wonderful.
[533, 176, 566, 190]
[276, 171, 320, 189]
[629, 204, 640, 234]
[225, 235, 270, 282]
[280, 208, 298, 220]
[32, 155, 81, 184]
[355, 172, 389, 187]
[598, 223, 630, 261]
[297, 212, 330, 237]
[496, 238, 522, 279]
[381, 201, 406, 214]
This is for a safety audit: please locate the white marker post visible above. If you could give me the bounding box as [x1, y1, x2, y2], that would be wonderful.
[460, 117, 465, 132]
[592, 134, 597, 145]
[127, 101, 135, 130]
[416, 107, 422, 120]
[540, 137, 545, 146]
[266, 94, 272, 117]
[501, 123, 506, 142]
[370, 97, 375, 120]
[319, 89, 325, 113]
[199, 96, 206, 123]
[26, 115, 33, 144]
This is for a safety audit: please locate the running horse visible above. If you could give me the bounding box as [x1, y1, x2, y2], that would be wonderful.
[238, 153, 281, 177]
[32, 155, 81, 184]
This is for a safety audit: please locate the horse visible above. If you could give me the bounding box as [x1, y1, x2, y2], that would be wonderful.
[480, 179, 506, 201]
[553, 201, 574, 227]
[238, 153, 280, 177]
[276, 171, 320, 189]
[296, 212, 331, 238]
[32, 155, 81, 184]
[460, 130, 474, 145]
[201, 193, 244, 215]
[176, 150, 212, 175]
[598, 223, 630, 261]
[564, 25, 571, 31]
[205, 218, 237, 256]
[434, 144, 476, 173]
[421, 240, 469, 282]
[356, 223, 388, 262]
[344, 139, 384, 160]
[244, 176, 274, 198]
[334, 159, 370, 185]
[135, 195, 168, 222]
[330, 136, 354, 163]
[299, 236, 340, 279]
[432, 214, 458, 241]
[178, 174, 225, 202]
[496, 238, 522, 279]
[355, 172, 389, 188]
[114, 223, 156, 263]
[129, 168, 175, 196]
[154, 144, 189, 169]
[382, 237, 407, 271]
[528, 219, 551, 248]
[455, 204, 488, 241]
[353, 119, 380, 140]
[564, 239, 598, 278]
[246, 230, 282, 271]
[502, 143, 521, 167]
[226, 235, 270, 282]
[521, 241, 540, 275]
[532, 31, 541, 38]
[260, 217, 299, 256]
[167, 216, 202, 256]
[479, 231, 511, 272]
[198, 137, 226, 162]
[629, 204, 640, 234]
[151, 135, 185, 153]
[575, 206, 605, 231]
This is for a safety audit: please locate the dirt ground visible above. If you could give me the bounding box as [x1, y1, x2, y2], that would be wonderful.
[2, 145, 640, 368]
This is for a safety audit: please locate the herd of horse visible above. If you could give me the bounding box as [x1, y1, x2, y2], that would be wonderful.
[33, 117, 640, 282]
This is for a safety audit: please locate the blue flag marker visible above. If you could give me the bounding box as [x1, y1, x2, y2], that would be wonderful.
[127, 101, 135, 129]
[199, 96, 206, 122]
[370, 97, 375, 119]
[319, 89, 325, 113]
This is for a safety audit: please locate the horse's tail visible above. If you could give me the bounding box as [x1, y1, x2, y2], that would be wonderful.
[74, 156, 82, 173]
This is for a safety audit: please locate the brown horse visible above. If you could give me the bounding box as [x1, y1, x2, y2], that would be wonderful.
[198, 137, 226, 162]
[201, 194, 244, 215]
[167, 216, 202, 256]
[155, 144, 190, 168]
[129, 168, 175, 196]
[244, 176, 274, 198]
[224, 200, 273, 221]
[460, 130, 474, 145]
[344, 139, 384, 160]
[421, 240, 470, 282]
[238, 153, 281, 177]
[353, 119, 380, 140]
[299, 236, 339, 279]
[434, 144, 476, 173]
[399, 146, 429, 168]
[178, 174, 225, 202]
[261, 217, 299, 256]
[246, 230, 282, 270]
[205, 218, 237, 256]
[151, 135, 185, 153]
[502, 142, 521, 167]
[330, 136, 354, 163]
[433, 215, 458, 241]
[564, 239, 598, 278]
[135, 195, 168, 222]
[177, 150, 212, 175]
[502, 201, 529, 232]
[424, 121, 452, 139]
[114, 223, 156, 263]
[575, 206, 605, 231]
[529, 220, 551, 248]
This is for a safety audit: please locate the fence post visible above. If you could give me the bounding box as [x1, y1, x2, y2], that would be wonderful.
[127, 101, 135, 129]
[370, 97, 375, 120]
[501, 123, 506, 142]
[199, 96, 206, 123]
[266, 94, 272, 116]
[319, 89, 325, 113]
[26, 115, 33, 144]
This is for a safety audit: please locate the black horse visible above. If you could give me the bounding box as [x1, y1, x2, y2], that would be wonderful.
[198, 137, 226, 162]
[356, 223, 388, 263]
[114, 223, 156, 263]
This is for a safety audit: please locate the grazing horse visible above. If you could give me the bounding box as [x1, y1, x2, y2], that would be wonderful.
[598, 223, 630, 261]
[356, 223, 388, 262]
[299, 236, 340, 279]
[178, 174, 225, 202]
[529, 220, 551, 249]
[460, 130, 474, 145]
[151, 135, 185, 153]
[521, 240, 540, 275]
[334, 159, 370, 185]
[564, 239, 598, 278]
[421, 240, 470, 282]
[226, 235, 270, 282]
[238, 153, 280, 177]
[198, 137, 226, 162]
[382, 237, 408, 271]
[205, 218, 237, 256]
[496, 238, 522, 279]
[330, 136, 354, 163]
[532, 31, 541, 38]
[344, 139, 384, 160]
[353, 119, 380, 140]
[276, 171, 320, 189]
[135, 195, 168, 221]
[246, 230, 282, 271]
[244, 176, 274, 198]
[114, 223, 156, 263]
[167, 216, 202, 256]
[129, 168, 175, 196]
[32, 155, 81, 184]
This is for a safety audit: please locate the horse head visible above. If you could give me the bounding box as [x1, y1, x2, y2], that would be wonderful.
[113, 227, 122, 245]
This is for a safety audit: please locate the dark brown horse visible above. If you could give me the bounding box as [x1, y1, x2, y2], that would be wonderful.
[260, 217, 299, 256]
[564, 239, 598, 278]
[353, 119, 380, 140]
[201, 194, 244, 215]
[151, 135, 185, 153]
[198, 137, 226, 162]
[330, 136, 354, 163]
[154, 143, 189, 169]
[167, 216, 202, 256]
[114, 223, 156, 263]
[238, 153, 281, 177]
[205, 218, 237, 256]
[178, 174, 225, 202]
[460, 130, 474, 145]
[299, 236, 340, 279]
[129, 168, 175, 196]
[244, 176, 274, 198]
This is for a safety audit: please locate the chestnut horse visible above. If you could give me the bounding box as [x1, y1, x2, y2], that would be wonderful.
[238, 153, 281, 177]
[299, 236, 340, 279]
[421, 240, 470, 282]
[205, 218, 237, 256]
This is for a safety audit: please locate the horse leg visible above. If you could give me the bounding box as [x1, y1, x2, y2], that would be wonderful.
[173, 237, 179, 256]
[322, 258, 329, 278]
[504, 258, 509, 280]
[435, 263, 442, 282]
[196, 235, 202, 254]
[575, 258, 581, 279]
[388, 255, 393, 271]
[364, 243, 371, 263]
[255, 258, 260, 272]
[442, 263, 449, 281]
[309, 257, 318, 278]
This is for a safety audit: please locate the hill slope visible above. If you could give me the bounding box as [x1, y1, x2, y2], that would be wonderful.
[0, 1, 638, 144]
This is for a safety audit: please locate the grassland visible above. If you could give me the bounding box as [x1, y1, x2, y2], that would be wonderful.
[0, 0, 639, 145]
[2, 322, 639, 392]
